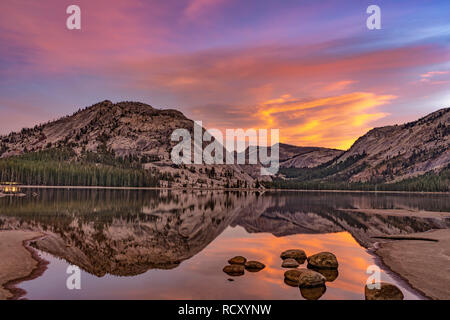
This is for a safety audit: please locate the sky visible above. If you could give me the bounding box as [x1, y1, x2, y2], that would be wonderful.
[0, 0, 449, 150]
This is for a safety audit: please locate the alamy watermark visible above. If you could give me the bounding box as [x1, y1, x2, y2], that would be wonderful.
[66, 265, 81, 290]
[366, 265, 381, 289]
[170, 121, 280, 175]
[65, 4, 381, 31]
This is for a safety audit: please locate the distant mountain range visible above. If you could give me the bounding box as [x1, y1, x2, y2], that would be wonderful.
[0, 100, 448, 191]
[271, 108, 449, 191]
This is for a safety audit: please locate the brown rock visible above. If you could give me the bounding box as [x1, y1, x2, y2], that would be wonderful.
[307, 252, 338, 269]
[297, 269, 326, 288]
[280, 249, 307, 262]
[282, 258, 300, 268]
[223, 264, 245, 276]
[228, 256, 246, 265]
[365, 282, 404, 300]
[244, 261, 265, 272]
[284, 269, 307, 286]
[300, 285, 327, 300]
[284, 278, 299, 287]
[308, 266, 339, 282]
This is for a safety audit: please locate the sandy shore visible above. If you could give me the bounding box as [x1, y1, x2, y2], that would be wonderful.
[0, 231, 47, 300]
[375, 229, 450, 300]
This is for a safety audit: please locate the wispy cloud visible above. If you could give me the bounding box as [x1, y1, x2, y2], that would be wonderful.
[0, 0, 449, 147]
[192, 92, 395, 150]
[183, 0, 227, 20]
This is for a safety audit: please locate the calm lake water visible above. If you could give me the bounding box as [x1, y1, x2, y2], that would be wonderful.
[1, 189, 449, 300]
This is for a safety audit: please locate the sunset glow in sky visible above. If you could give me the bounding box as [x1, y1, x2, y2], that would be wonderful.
[1, 0, 450, 149]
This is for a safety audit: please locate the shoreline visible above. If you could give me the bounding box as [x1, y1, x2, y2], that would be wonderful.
[367, 244, 429, 300]
[12, 185, 450, 195]
[372, 229, 450, 300]
[370, 244, 431, 300]
[0, 232, 48, 300]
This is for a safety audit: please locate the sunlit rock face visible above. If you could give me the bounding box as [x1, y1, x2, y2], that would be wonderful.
[334, 108, 450, 183]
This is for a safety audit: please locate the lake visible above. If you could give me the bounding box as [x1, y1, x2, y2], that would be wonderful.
[1, 189, 449, 300]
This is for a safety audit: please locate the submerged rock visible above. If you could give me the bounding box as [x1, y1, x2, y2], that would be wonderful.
[244, 261, 265, 272]
[228, 256, 247, 265]
[365, 282, 404, 300]
[223, 264, 245, 276]
[284, 278, 299, 287]
[280, 249, 307, 262]
[284, 269, 306, 286]
[297, 269, 326, 288]
[300, 285, 327, 300]
[308, 266, 339, 282]
[282, 258, 300, 268]
[307, 252, 338, 269]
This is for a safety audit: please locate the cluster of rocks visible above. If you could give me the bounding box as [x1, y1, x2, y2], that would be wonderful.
[281, 250, 338, 300]
[281, 249, 404, 300]
[223, 256, 265, 277]
[280, 249, 307, 268]
[223, 250, 404, 300]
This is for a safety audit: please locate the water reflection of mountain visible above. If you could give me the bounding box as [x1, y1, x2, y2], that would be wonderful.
[232, 192, 450, 247]
[0, 189, 254, 276]
[0, 190, 449, 276]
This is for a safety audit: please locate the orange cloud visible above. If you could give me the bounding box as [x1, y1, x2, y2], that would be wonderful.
[324, 80, 357, 92]
[190, 91, 394, 150]
[251, 92, 395, 150]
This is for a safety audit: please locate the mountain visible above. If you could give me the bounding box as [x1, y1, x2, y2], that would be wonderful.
[277, 144, 343, 168]
[0, 100, 448, 190]
[335, 108, 450, 182]
[0, 100, 255, 188]
[237, 143, 343, 180]
[273, 107, 450, 191]
[241, 143, 343, 168]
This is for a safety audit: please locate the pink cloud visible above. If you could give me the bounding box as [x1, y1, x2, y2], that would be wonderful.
[183, 0, 227, 20]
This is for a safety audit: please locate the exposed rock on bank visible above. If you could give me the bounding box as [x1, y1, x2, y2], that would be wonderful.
[365, 282, 404, 300]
